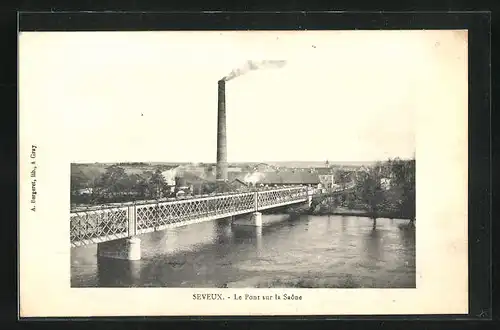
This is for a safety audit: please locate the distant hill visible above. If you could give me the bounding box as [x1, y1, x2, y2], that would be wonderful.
[72, 160, 379, 170]
[71, 163, 107, 183]
[71, 162, 162, 185]
[258, 161, 377, 168]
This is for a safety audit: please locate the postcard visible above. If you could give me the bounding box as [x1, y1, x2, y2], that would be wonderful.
[19, 30, 468, 317]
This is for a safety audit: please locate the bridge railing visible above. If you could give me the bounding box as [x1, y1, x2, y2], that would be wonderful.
[70, 205, 131, 247]
[134, 191, 256, 235]
[70, 185, 310, 247]
[257, 186, 309, 210]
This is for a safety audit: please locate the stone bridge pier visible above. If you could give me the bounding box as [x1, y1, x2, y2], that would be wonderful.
[97, 236, 141, 261]
[231, 212, 263, 227]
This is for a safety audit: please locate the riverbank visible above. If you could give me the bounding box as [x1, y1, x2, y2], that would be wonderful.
[314, 208, 414, 221]
[285, 205, 414, 222]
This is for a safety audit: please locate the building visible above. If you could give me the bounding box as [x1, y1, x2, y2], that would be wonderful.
[161, 167, 178, 186]
[259, 172, 322, 188]
[318, 174, 335, 189]
[77, 188, 94, 195]
[380, 178, 392, 190]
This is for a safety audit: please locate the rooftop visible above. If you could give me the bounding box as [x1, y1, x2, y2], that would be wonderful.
[260, 172, 320, 185]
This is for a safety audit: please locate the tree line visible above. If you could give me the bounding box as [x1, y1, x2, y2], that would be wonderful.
[71, 165, 178, 205]
[71, 164, 256, 206]
[331, 158, 415, 221]
[71, 159, 415, 220]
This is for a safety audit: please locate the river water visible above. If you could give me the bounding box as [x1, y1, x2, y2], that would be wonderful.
[71, 214, 416, 288]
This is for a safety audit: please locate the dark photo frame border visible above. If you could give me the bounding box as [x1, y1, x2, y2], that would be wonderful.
[14, 11, 491, 322]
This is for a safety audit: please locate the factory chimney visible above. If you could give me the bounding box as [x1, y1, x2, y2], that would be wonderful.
[216, 79, 228, 181]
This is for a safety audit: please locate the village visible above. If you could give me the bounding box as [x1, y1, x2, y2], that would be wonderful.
[70, 160, 379, 206]
[158, 160, 363, 196]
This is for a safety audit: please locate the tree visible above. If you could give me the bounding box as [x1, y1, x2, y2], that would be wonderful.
[135, 177, 150, 198]
[385, 158, 415, 221]
[400, 159, 416, 222]
[125, 173, 142, 195]
[334, 169, 352, 189]
[89, 177, 106, 204]
[97, 165, 129, 198]
[324, 158, 415, 221]
[70, 166, 92, 205]
[148, 168, 168, 199]
[70, 167, 89, 194]
[354, 164, 384, 219]
[201, 182, 218, 194]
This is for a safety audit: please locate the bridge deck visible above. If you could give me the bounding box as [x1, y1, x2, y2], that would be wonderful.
[70, 186, 316, 247]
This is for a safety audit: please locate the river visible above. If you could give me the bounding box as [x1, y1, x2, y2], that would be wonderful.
[71, 214, 416, 288]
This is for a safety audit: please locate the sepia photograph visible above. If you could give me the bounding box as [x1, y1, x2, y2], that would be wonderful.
[68, 34, 416, 289]
[19, 29, 468, 316]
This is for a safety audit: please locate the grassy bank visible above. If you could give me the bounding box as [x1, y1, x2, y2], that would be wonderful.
[285, 205, 414, 221]
[311, 207, 414, 221]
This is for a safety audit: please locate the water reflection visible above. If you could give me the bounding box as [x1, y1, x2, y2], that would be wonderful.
[72, 215, 416, 288]
[341, 216, 347, 233]
[214, 218, 232, 244]
[397, 221, 416, 271]
[97, 257, 142, 287]
[364, 225, 383, 263]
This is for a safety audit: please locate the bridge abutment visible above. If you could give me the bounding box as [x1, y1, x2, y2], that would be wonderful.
[97, 236, 141, 261]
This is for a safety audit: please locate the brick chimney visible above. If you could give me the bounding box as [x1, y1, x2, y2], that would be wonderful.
[216, 80, 228, 181]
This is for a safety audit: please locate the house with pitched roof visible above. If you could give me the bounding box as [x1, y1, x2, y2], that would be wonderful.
[259, 172, 322, 188]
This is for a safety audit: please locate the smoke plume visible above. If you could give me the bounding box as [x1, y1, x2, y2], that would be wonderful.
[222, 60, 287, 82]
[243, 172, 265, 185]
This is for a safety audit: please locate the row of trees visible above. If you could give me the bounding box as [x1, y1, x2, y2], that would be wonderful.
[70, 165, 228, 206]
[333, 158, 416, 221]
[71, 165, 175, 205]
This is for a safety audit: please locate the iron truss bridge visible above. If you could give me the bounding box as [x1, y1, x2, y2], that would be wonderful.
[70, 185, 321, 247]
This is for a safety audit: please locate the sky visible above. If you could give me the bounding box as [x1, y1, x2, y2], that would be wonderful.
[19, 30, 467, 163]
